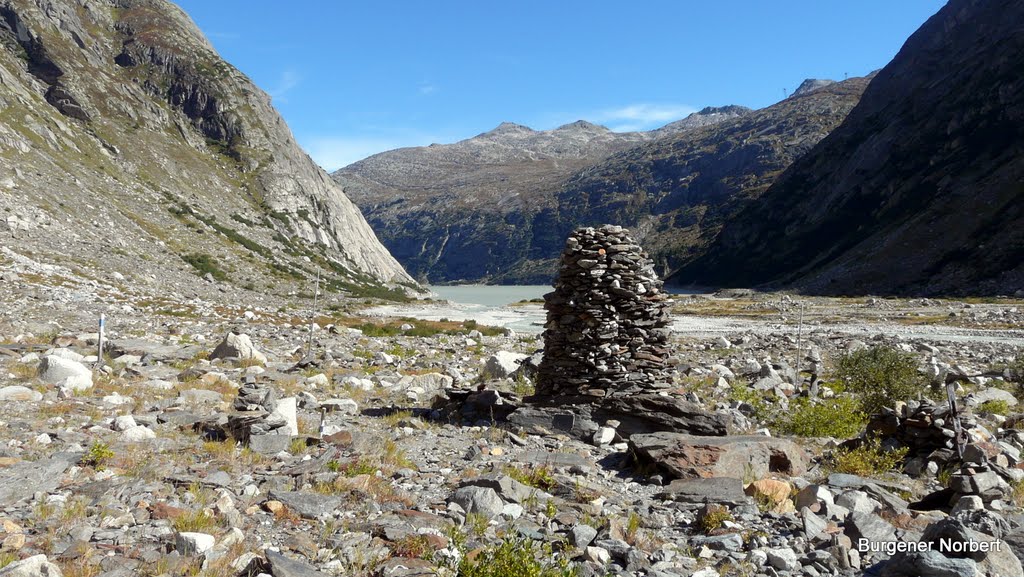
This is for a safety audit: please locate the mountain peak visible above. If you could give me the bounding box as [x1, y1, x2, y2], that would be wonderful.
[696, 105, 753, 116]
[656, 105, 752, 134]
[554, 120, 610, 133]
[485, 121, 535, 136]
[791, 78, 836, 97]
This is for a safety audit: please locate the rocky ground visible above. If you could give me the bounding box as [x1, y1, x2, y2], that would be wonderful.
[1, 252, 1023, 577]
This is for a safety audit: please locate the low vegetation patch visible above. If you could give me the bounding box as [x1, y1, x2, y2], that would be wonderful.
[172, 509, 218, 533]
[390, 534, 433, 559]
[835, 345, 924, 415]
[726, 382, 770, 420]
[181, 253, 228, 281]
[1010, 479, 1024, 507]
[457, 535, 577, 577]
[502, 464, 557, 491]
[697, 504, 734, 534]
[977, 399, 1010, 415]
[773, 396, 866, 438]
[326, 457, 379, 477]
[82, 441, 115, 470]
[338, 317, 505, 338]
[828, 436, 909, 477]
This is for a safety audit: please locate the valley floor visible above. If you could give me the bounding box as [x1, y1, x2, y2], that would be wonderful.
[1, 252, 1022, 577]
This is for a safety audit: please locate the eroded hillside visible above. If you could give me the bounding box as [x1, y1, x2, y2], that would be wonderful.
[0, 0, 415, 302]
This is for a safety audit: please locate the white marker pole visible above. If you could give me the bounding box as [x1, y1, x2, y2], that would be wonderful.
[97, 313, 105, 366]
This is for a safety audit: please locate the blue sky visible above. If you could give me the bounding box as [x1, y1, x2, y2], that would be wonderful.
[174, 1, 947, 171]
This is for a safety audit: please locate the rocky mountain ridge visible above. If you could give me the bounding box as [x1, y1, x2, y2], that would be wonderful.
[549, 77, 869, 282]
[337, 80, 863, 284]
[675, 0, 1024, 296]
[0, 0, 414, 302]
[335, 107, 751, 283]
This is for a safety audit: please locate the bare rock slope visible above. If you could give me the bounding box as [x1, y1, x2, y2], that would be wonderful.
[0, 0, 414, 297]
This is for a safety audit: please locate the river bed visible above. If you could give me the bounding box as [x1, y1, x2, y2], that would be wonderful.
[364, 285, 550, 334]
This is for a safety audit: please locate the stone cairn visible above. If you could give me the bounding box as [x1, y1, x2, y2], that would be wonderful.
[869, 399, 1014, 504]
[536, 225, 672, 399]
[223, 376, 288, 442]
[868, 399, 974, 474]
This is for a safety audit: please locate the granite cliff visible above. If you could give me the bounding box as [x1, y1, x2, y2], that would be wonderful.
[0, 0, 415, 299]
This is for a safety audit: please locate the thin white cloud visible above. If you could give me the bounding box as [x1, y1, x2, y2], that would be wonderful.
[418, 82, 438, 95]
[303, 137, 401, 172]
[594, 103, 697, 132]
[269, 69, 301, 103]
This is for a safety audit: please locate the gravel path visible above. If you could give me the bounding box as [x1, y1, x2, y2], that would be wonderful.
[670, 315, 1024, 346]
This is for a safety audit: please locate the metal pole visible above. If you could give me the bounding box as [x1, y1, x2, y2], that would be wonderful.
[97, 313, 105, 367]
[947, 380, 966, 460]
[795, 303, 804, 388]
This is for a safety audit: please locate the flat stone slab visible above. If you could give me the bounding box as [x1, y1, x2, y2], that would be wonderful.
[631, 432, 807, 480]
[109, 339, 203, 362]
[267, 491, 343, 519]
[507, 406, 598, 438]
[460, 473, 553, 504]
[515, 450, 595, 470]
[600, 395, 733, 437]
[266, 550, 329, 577]
[249, 434, 293, 455]
[656, 477, 749, 506]
[827, 473, 911, 493]
[0, 452, 80, 506]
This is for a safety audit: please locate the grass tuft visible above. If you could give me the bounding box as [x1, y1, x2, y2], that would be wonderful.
[829, 436, 909, 477]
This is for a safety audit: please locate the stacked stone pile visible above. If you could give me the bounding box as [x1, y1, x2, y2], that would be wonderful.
[224, 376, 293, 444]
[868, 398, 1024, 508]
[536, 225, 673, 398]
[867, 399, 977, 475]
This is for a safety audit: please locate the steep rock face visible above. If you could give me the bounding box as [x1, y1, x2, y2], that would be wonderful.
[676, 0, 1024, 296]
[335, 108, 750, 283]
[0, 0, 413, 296]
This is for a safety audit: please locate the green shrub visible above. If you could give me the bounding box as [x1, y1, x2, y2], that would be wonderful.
[624, 511, 642, 544]
[727, 382, 770, 420]
[82, 441, 115, 470]
[978, 399, 1010, 415]
[464, 512, 490, 537]
[458, 535, 577, 577]
[502, 464, 557, 491]
[774, 396, 866, 438]
[829, 436, 908, 477]
[172, 509, 218, 533]
[181, 253, 227, 281]
[697, 504, 733, 534]
[834, 346, 923, 415]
